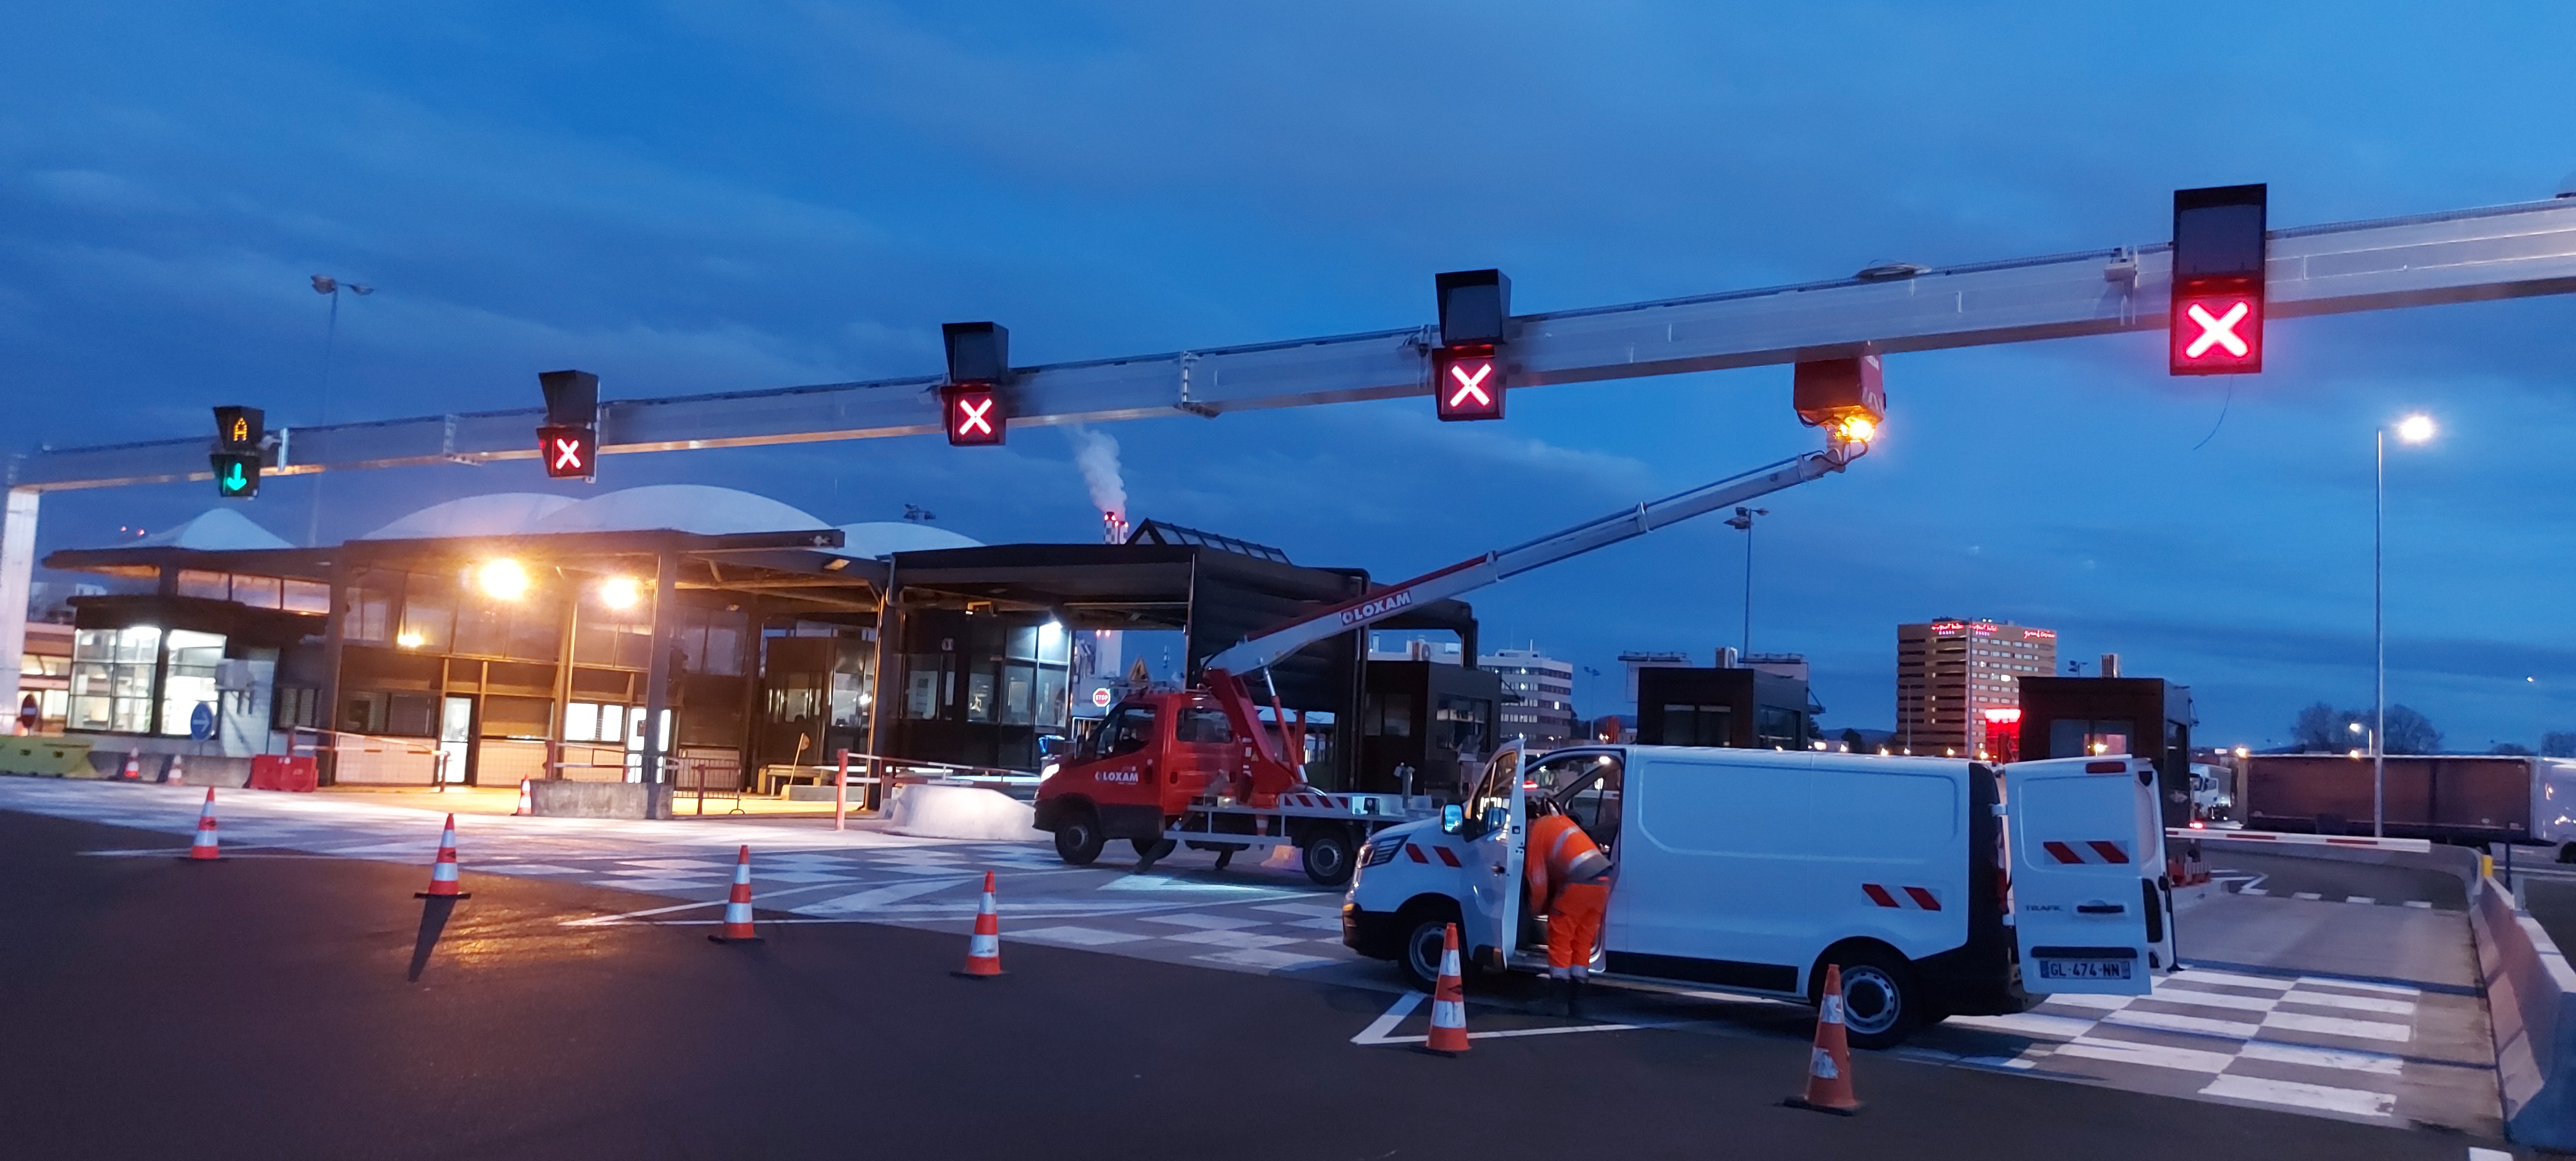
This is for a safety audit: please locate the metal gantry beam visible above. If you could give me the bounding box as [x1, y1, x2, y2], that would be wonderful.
[13, 196, 2576, 494]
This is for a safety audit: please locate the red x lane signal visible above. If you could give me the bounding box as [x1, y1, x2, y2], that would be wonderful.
[944, 384, 1006, 445]
[537, 425, 596, 479]
[1433, 346, 1504, 422]
[2170, 291, 2262, 374]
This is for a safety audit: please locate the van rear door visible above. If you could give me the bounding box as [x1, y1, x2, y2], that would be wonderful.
[2006, 756, 2167, 996]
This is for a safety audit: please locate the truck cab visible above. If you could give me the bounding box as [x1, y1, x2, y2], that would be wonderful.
[1033, 690, 1244, 864]
[1341, 745, 2175, 1048]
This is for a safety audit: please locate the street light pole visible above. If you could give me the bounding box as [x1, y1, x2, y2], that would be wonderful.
[2373, 413, 2437, 839]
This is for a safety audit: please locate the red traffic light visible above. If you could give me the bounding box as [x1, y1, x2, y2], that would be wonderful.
[1433, 346, 1504, 422]
[2170, 289, 2261, 375]
[538, 425, 596, 479]
[944, 384, 1006, 445]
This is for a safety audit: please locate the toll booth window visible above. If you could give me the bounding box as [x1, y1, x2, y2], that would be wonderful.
[1101, 705, 1158, 757]
[155, 630, 226, 738]
[965, 671, 997, 724]
[69, 626, 161, 734]
[1001, 663, 1036, 726]
[1175, 707, 1232, 744]
[2049, 719, 2134, 757]
[1661, 704, 1732, 747]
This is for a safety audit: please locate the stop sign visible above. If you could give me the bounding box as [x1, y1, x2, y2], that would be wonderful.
[1090, 686, 1114, 709]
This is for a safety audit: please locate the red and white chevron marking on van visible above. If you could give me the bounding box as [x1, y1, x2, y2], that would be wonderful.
[1861, 884, 1943, 910]
[1404, 842, 1463, 868]
[2042, 840, 2133, 865]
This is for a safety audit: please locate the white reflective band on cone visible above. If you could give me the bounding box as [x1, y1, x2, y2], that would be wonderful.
[432, 863, 458, 882]
[724, 903, 753, 924]
[969, 934, 999, 957]
[1432, 1000, 1465, 1027]
[1823, 995, 1844, 1024]
[1812, 1048, 1839, 1079]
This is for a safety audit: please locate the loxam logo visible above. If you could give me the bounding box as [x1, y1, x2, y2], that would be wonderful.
[1095, 769, 1139, 784]
[1338, 589, 1413, 626]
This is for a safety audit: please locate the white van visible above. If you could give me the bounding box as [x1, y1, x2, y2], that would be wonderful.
[1340, 745, 2175, 1047]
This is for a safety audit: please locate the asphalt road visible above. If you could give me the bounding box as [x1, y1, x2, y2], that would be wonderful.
[0, 809, 2499, 1161]
[2207, 851, 2469, 911]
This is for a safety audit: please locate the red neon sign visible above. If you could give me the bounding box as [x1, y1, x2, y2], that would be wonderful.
[1433, 347, 1504, 422]
[944, 384, 1006, 446]
[536, 425, 594, 479]
[2171, 289, 2262, 375]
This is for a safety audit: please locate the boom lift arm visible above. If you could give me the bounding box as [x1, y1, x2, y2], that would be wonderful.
[1202, 431, 1872, 799]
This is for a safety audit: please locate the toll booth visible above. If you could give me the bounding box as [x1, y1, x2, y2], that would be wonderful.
[2017, 676, 2197, 828]
[1633, 666, 1817, 750]
[1359, 659, 1503, 800]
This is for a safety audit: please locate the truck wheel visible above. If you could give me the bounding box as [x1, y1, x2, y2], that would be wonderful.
[1815, 944, 1919, 1050]
[1054, 809, 1105, 866]
[1302, 828, 1357, 887]
[1398, 904, 1464, 991]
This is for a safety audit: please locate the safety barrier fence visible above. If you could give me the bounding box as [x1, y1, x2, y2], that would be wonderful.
[2473, 874, 2576, 1150]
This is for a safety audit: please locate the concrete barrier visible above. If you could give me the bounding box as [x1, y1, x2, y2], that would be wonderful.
[528, 780, 675, 819]
[2472, 874, 2576, 1149]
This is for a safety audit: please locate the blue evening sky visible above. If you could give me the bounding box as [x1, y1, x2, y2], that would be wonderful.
[5, 3, 2572, 748]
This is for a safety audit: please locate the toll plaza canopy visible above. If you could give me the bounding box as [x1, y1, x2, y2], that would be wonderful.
[36, 490, 1481, 796]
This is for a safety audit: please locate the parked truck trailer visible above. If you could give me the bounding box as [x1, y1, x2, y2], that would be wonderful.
[2241, 753, 2576, 851]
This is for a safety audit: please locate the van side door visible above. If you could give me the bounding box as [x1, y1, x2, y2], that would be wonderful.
[2006, 756, 2165, 996]
[1456, 744, 1529, 964]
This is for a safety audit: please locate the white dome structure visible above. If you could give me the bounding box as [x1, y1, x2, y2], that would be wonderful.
[525, 485, 830, 537]
[829, 521, 983, 560]
[134, 509, 293, 551]
[359, 493, 578, 541]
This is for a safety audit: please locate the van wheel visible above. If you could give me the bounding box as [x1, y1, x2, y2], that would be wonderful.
[1398, 904, 1465, 991]
[1054, 809, 1105, 866]
[1302, 828, 1357, 887]
[1815, 944, 1919, 1050]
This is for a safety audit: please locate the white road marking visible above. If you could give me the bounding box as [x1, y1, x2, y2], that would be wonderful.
[2345, 896, 2376, 905]
[2240, 887, 2268, 896]
[2282, 990, 2417, 1017]
[1253, 903, 1345, 918]
[1012, 925, 1150, 947]
[1140, 913, 1268, 931]
[2103, 1008, 2261, 1038]
[2053, 1036, 2235, 1074]
[2040, 993, 2133, 1011]
[2145, 988, 2280, 1013]
[1197, 947, 1338, 971]
[798, 877, 975, 915]
[2293, 891, 2324, 901]
[2470, 1148, 2515, 1161]
[2199, 1073, 2394, 1118]
[2404, 900, 2434, 909]
[1944, 1012, 2098, 1039]
[2174, 968, 2297, 991]
[2297, 975, 2419, 996]
[1352, 991, 1426, 1043]
[1164, 929, 1307, 950]
[2262, 1011, 2413, 1043]
[2237, 1040, 2404, 1076]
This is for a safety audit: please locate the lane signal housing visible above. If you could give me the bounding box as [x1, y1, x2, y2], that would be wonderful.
[211, 405, 264, 499]
[942, 321, 1011, 446]
[2170, 183, 2267, 375]
[537, 369, 600, 481]
[1793, 356, 1886, 452]
[1433, 269, 1510, 422]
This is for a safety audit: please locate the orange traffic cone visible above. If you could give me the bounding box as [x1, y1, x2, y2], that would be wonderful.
[1785, 963, 1862, 1114]
[513, 779, 534, 816]
[954, 871, 1004, 978]
[709, 845, 762, 944]
[167, 754, 186, 786]
[414, 813, 471, 899]
[185, 788, 221, 861]
[121, 748, 141, 780]
[1423, 923, 1470, 1056]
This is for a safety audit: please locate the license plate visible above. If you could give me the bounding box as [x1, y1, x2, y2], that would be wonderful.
[2038, 958, 2133, 980]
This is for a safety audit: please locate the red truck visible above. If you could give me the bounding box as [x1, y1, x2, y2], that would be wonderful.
[1033, 681, 1430, 886]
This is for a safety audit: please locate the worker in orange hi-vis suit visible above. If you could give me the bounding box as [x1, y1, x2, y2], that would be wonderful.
[1525, 797, 1614, 1018]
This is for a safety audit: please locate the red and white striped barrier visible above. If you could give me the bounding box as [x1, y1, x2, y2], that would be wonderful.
[2042, 840, 2133, 865]
[2173, 827, 2432, 855]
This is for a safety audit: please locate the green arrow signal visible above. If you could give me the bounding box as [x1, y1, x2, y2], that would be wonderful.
[222, 462, 247, 491]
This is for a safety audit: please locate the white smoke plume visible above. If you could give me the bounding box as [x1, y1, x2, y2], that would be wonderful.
[1066, 425, 1128, 522]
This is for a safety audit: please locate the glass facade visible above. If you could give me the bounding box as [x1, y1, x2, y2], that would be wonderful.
[69, 626, 162, 733]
